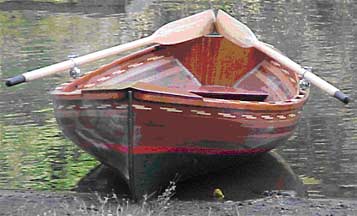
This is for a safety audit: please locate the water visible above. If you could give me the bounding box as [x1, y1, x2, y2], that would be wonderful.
[0, 0, 356, 198]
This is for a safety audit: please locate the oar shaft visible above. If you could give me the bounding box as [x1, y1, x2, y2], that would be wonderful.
[5, 36, 153, 86]
[255, 42, 349, 104]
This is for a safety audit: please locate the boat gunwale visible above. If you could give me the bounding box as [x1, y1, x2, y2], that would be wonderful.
[52, 85, 309, 112]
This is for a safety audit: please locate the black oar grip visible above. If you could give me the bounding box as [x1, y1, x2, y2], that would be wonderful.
[334, 91, 350, 104]
[5, 75, 26, 87]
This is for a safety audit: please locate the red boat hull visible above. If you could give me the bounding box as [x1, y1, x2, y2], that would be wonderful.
[54, 89, 303, 199]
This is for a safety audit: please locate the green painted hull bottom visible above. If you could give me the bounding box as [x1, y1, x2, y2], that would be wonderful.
[134, 153, 265, 199]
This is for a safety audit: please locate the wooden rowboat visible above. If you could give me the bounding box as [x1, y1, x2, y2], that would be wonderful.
[6, 10, 348, 200]
[51, 17, 309, 199]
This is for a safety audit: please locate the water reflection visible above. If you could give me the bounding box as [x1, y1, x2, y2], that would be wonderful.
[0, 116, 98, 190]
[75, 151, 305, 201]
[0, 0, 356, 199]
[0, 0, 127, 15]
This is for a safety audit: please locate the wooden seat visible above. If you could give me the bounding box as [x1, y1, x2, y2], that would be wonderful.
[190, 85, 268, 101]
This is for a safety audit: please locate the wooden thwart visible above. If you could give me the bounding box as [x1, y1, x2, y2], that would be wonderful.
[190, 85, 268, 101]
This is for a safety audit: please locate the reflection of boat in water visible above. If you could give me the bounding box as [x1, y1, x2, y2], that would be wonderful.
[52, 11, 309, 199]
[175, 151, 305, 200]
[75, 151, 305, 201]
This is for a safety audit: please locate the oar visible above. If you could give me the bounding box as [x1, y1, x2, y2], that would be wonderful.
[215, 10, 349, 104]
[5, 10, 215, 87]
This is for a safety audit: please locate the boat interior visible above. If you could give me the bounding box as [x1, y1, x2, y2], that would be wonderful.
[63, 36, 302, 103]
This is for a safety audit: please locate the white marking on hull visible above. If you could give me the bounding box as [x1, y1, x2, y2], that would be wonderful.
[218, 113, 236, 118]
[128, 62, 144, 68]
[79, 105, 93, 109]
[147, 56, 165, 61]
[288, 113, 296, 118]
[241, 114, 257, 120]
[96, 104, 112, 109]
[97, 76, 111, 82]
[84, 83, 96, 88]
[160, 107, 183, 113]
[66, 105, 77, 110]
[133, 104, 152, 110]
[191, 110, 211, 116]
[261, 115, 274, 120]
[115, 105, 128, 109]
[277, 115, 287, 120]
[112, 69, 126, 75]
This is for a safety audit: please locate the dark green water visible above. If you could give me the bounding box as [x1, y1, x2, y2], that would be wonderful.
[0, 0, 356, 198]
